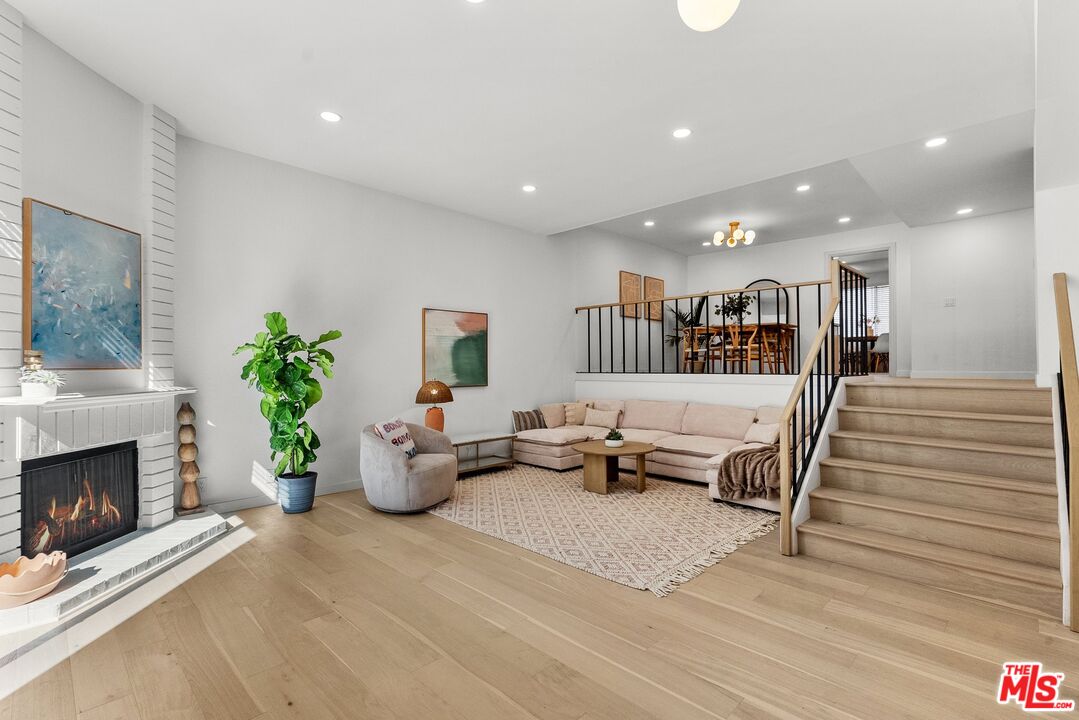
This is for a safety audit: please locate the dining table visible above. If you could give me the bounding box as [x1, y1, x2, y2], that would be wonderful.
[680, 322, 798, 374]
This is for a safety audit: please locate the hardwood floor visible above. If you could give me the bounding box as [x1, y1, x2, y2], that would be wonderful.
[4, 486, 1077, 719]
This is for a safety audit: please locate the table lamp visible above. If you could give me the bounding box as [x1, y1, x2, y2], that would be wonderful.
[416, 380, 454, 432]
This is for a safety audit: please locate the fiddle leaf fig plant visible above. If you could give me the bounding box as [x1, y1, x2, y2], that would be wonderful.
[234, 312, 342, 477]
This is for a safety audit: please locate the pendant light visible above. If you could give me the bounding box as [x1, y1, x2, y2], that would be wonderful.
[718, 221, 756, 248]
[678, 0, 742, 32]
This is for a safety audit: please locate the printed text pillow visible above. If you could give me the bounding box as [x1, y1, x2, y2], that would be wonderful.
[374, 417, 417, 458]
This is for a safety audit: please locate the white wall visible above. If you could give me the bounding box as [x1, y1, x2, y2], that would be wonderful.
[1033, 0, 1079, 386]
[908, 210, 1035, 378]
[576, 373, 795, 409]
[684, 210, 1036, 379]
[558, 227, 687, 374]
[1033, 0, 1079, 625]
[21, 28, 146, 391]
[174, 138, 576, 509]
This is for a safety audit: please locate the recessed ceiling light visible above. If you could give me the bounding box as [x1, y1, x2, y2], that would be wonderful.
[702, 241, 711, 247]
[672, 128, 692, 139]
[837, 216, 851, 224]
[466, 0, 485, 3]
[796, 184, 811, 192]
[522, 185, 536, 193]
[320, 111, 341, 122]
[956, 207, 973, 215]
[644, 220, 655, 227]
[925, 137, 947, 148]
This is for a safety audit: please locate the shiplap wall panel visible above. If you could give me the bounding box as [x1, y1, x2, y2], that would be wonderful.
[144, 106, 176, 391]
[0, 0, 17, 400]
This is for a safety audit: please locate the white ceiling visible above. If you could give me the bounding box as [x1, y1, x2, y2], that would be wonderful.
[588, 112, 1034, 254]
[9, 0, 1034, 237]
[850, 112, 1034, 227]
[589, 159, 902, 252]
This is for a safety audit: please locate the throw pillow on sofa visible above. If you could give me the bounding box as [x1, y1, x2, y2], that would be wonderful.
[563, 401, 592, 425]
[512, 409, 546, 432]
[374, 417, 418, 458]
[583, 407, 620, 429]
[744, 422, 780, 444]
[539, 402, 566, 428]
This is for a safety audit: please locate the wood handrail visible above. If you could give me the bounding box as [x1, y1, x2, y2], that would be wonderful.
[1052, 272, 1079, 632]
[778, 295, 840, 556]
[573, 279, 830, 312]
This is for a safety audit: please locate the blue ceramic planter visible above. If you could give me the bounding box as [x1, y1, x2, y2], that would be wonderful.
[277, 471, 317, 513]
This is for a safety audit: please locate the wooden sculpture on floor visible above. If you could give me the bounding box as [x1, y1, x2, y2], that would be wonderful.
[176, 401, 204, 515]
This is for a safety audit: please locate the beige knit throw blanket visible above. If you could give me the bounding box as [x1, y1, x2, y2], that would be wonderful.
[714, 445, 780, 500]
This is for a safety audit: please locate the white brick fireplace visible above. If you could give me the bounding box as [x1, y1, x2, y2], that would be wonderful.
[0, 388, 196, 564]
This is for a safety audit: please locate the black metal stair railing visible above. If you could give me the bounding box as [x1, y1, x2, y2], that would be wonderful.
[778, 260, 870, 555]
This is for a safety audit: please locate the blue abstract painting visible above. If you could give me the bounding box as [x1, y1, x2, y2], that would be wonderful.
[26, 200, 142, 369]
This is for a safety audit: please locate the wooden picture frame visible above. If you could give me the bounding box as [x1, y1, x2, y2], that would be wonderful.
[422, 308, 489, 388]
[22, 198, 143, 370]
[619, 271, 642, 318]
[644, 276, 665, 321]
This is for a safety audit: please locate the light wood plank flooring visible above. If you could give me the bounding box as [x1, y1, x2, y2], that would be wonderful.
[4, 486, 1077, 719]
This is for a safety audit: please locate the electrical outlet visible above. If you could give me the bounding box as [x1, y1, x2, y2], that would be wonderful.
[943, 297, 957, 307]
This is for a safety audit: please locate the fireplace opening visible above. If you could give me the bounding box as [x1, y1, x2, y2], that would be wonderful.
[20, 441, 139, 558]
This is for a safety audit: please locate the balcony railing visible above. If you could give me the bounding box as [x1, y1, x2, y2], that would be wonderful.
[574, 266, 870, 377]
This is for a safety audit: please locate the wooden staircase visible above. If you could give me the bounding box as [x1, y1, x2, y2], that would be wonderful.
[798, 380, 1063, 618]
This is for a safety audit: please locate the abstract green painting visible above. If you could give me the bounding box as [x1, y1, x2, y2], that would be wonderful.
[422, 309, 488, 387]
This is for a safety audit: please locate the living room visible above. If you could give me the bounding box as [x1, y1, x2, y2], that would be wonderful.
[2, 1, 1079, 718]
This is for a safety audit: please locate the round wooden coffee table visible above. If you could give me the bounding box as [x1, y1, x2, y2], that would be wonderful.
[571, 440, 656, 494]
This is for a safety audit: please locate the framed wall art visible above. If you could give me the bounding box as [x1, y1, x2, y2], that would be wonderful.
[644, 276, 665, 321]
[618, 270, 642, 318]
[22, 198, 143, 369]
[422, 308, 488, 387]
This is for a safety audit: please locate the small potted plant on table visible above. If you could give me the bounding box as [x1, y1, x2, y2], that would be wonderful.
[605, 429, 624, 448]
[19, 369, 65, 399]
[234, 312, 341, 514]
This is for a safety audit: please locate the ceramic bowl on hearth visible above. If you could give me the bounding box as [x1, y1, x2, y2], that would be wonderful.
[0, 551, 67, 609]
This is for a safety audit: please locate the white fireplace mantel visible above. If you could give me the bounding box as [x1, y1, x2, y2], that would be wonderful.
[0, 387, 196, 463]
[0, 386, 198, 562]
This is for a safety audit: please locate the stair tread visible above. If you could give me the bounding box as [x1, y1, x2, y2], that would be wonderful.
[809, 487, 1059, 540]
[819, 457, 1058, 497]
[839, 405, 1054, 425]
[846, 379, 1045, 391]
[798, 519, 1062, 588]
[830, 430, 1056, 458]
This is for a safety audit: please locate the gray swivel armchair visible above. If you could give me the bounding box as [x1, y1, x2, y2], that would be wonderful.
[360, 423, 457, 512]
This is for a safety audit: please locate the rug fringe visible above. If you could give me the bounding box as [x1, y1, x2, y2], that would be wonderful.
[646, 515, 779, 597]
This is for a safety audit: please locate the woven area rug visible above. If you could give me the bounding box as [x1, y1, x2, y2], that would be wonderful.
[429, 464, 777, 596]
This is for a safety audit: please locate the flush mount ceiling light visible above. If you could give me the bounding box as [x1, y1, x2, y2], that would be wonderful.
[319, 111, 342, 122]
[644, 220, 656, 227]
[465, 0, 485, 3]
[956, 207, 973, 215]
[678, 0, 742, 31]
[838, 216, 851, 224]
[718, 221, 755, 248]
[522, 185, 537, 193]
[796, 184, 811, 192]
[925, 137, 948, 148]
[702, 241, 711, 246]
[672, 128, 692, 139]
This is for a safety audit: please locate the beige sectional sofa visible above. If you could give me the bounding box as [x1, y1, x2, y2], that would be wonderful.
[513, 399, 782, 507]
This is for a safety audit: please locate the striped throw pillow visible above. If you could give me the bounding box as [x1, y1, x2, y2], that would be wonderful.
[511, 409, 546, 433]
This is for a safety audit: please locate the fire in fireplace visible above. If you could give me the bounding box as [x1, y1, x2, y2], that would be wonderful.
[21, 441, 139, 558]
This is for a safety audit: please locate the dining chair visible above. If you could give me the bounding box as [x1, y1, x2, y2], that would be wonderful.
[871, 332, 890, 373]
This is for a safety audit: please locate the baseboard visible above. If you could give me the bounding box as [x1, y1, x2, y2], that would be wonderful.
[909, 370, 1036, 380]
[207, 477, 363, 515]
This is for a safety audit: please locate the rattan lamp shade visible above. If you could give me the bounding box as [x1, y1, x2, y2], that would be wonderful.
[416, 380, 453, 405]
[417, 380, 453, 432]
